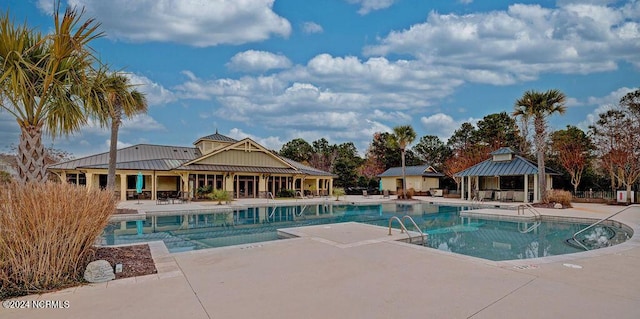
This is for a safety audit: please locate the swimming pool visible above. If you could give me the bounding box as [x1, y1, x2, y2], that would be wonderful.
[102, 202, 632, 261]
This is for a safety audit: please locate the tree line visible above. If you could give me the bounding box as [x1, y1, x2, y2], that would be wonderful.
[278, 89, 640, 204]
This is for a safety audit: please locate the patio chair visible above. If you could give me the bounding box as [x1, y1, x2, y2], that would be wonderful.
[363, 190, 369, 198]
[502, 190, 514, 202]
[382, 189, 390, 198]
[156, 195, 170, 205]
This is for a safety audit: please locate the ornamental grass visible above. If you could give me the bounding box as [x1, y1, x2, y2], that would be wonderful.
[547, 189, 573, 208]
[0, 182, 116, 299]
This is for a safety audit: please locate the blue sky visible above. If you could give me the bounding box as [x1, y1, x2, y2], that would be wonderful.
[1, 0, 639, 157]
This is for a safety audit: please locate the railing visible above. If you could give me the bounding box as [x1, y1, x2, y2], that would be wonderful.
[388, 215, 426, 246]
[517, 203, 541, 219]
[296, 191, 304, 199]
[267, 192, 274, 200]
[572, 204, 639, 251]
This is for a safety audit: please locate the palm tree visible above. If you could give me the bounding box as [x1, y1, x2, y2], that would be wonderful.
[86, 70, 147, 190]
[513, 89, 566, 203]
[388, 125, 416, 199]
[0, 7, 102, 183]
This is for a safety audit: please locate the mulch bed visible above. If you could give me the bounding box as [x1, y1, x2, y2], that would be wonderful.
[93, 244, 157, 279]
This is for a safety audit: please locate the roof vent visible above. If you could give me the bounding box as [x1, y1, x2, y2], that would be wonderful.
[173, 149, 177, 152]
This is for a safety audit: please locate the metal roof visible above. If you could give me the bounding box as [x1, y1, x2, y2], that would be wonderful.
[49, 142, 333, 176]
[49, 145, 199, 170]
[490, 147, 517, 155]
[81, 159, 188, 171]
[454, 155, 560, 177]
[193, 131, 238, 144]
[378, 165, 444, 177]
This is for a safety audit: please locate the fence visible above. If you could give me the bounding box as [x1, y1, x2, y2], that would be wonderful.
[573, 190, 616, 200]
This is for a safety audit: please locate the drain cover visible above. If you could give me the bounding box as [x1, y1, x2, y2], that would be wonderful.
[513, 264, 539, 270]
[563, 263, 583, 269]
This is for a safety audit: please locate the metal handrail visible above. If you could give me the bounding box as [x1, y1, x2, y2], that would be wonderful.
[267, 192, 274, 200]
[388, 216, 426, 245]
[518, 203, 541, 219]
[572, 204, 639, 251]
[388, 216, 412, 243]
[402, 215, 426, 246]
[296, 191, 304, 199]
[518, 221, 541, 233]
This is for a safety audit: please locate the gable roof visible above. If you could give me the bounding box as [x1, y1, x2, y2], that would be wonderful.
[454, 155, 560, 177]
[378, 165, 444, 177]
[184, 138, 295, 169]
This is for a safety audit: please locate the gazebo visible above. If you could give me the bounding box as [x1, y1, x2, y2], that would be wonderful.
[454, 147, 559, 203]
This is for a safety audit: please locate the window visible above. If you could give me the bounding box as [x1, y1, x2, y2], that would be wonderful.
[66, 173, 86, 185]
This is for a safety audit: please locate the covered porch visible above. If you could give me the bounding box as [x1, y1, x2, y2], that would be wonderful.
[454, 147, 557, 204]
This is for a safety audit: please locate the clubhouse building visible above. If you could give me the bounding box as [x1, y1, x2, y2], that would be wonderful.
[48, 131, 334, 201]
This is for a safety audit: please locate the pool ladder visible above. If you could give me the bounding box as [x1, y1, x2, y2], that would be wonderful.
[571, 204, 639, 251]
[388, 215, 426, 246]
[517, 203, 542, 219]
[516, 203, 542, 233]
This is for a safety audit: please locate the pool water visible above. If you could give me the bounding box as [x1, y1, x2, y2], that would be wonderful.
[102, 203, 631, 261]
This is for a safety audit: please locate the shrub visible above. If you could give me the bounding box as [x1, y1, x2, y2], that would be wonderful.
[277, 189, 295, 198]
[333, 187, 345, 201]
[0, 182, 116, 299]
[397, 188, 414, 199]
[547, 189, 572, 208]
[207, 189, 232, 205]
[196, 185, 213, 199]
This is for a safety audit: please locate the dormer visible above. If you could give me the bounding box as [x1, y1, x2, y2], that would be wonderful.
[490, 147, 516, 162]
[193, 130, 238, 155]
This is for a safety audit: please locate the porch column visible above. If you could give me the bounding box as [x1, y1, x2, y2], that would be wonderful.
[85, 172, 94, 191]
[460, 176, 465, 200]
[328, 178, 333, 197]
[523, 174, 528, 203]
[119, 173, 127, 201]
[533, 174, 539, 203]
[467, 176, 472, 201]
[151, 172, 157, 200]
[315, 179, 320, 196]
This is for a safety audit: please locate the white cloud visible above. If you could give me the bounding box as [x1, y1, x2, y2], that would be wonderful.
[227, 50, 292, 73]
[302, 22, 324, 34]
[62, 0, 291, 47]
[36, 0, 54, 13]
[107, 139, 134, 150]
[121, 114, 166, 132]
[364, 3, 640, 82]
[578, 87, 636, 129]
[227, 128, 285, 151]
[125, 73, 176, 106]
[420, 113, 479, 141]
[346, 0, 397, 15]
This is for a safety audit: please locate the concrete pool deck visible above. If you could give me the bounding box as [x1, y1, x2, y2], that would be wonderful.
[2, 197, 640, 318]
